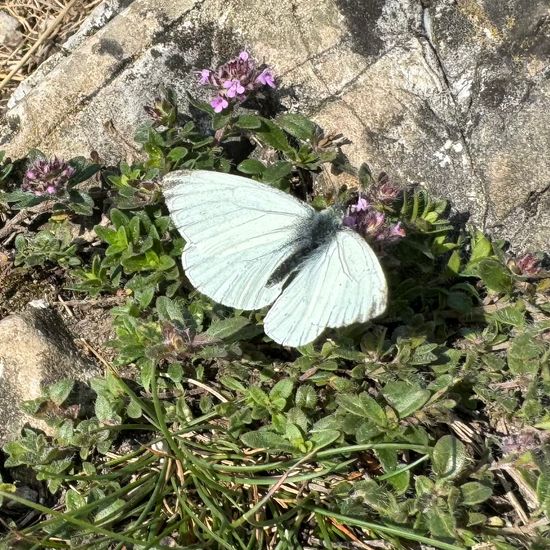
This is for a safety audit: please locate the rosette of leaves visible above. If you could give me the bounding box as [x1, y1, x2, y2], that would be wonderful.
[0, 149, 99, 215]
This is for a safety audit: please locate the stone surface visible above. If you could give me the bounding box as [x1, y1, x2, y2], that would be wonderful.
[0, 0, 549, 250]
[5, 0, 133, 110]
[0, 12, 22, 48]
[0, 302, 100, 446]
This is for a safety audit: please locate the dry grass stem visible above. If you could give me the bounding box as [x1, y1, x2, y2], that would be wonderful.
[0, 0, 102, 110]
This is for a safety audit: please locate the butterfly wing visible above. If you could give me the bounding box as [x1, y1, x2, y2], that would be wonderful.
[264, 229, 387, 347]
[163, 170, 315, 310]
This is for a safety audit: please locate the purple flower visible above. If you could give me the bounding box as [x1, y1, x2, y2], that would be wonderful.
[197, 50, 277, 113]
[375, 222, 406, 243]
[376, 181, 400, 203]
[365, 172, 401, 204]
[256, 69, 276, 88]
[343, 215, 357, 228]
[22, 157, 75, 196]
[386, 222, 406, 241]
[210, 95, 229, 113]
[351, 196, 369, 213]
[516, 253, 541, 276]
[223, 79, 246, 98]
[198, 69, 212, 85]
[363, 211, 385, 236]
[390, 222, 406, 238]
[344, 189, 406, 248]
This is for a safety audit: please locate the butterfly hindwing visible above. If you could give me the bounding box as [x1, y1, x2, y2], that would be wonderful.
[164, 170, 315, 310]
[263, 229, 387, 347]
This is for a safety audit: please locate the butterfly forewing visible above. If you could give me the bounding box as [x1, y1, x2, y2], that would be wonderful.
[263, 229, 387, 347]
[164, 170, 315, 310]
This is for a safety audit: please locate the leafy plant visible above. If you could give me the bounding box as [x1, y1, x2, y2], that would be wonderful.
[0, 57, 549, 550]
[14, 222, 81, 268]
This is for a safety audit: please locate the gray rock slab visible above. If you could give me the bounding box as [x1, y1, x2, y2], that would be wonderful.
[0, 0, 548, 250]
[0, 302, 100, 446]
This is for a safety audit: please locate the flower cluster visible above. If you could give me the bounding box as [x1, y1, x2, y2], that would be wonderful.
[515, 253, 541, 276]
[197, 51, 276, 113]
[372, 172, 401, 203]
[22, 157, 75, 196]
[343, 175, 405, 244]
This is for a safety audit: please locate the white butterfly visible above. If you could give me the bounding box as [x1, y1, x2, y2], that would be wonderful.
[163, 170, 387, 347]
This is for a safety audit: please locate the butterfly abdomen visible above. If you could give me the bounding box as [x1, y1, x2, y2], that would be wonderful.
[267, 208, 342, 286]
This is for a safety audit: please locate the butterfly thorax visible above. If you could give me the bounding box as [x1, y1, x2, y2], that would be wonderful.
[267, 207, 342, 286]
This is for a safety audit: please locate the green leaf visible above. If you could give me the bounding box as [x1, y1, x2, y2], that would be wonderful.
[415, 475, 435, 495]
[475, 259, 513, 293]
[240, 430, 294, 452]
[311, 429, 340, 448]
[26, 148, 46, 163]
[248, 386, 270, 407]
[68, 190, 95, 216]
[157, 255, 176, 271]
[237, 159, 265, 175]
[426, 507, 457, 538]
[3, 430, 54, 467]
[167, 363, 183, 383]
[167, 146, 189, 163]
[337, 392, 388, 426]
[186, 92, 214, 114]
[335, 394, 363, 417]
[375, 449, 410, 494]
[507, 332, 544, 375]
[537, 472, 550, 515]
[127, 399, 142, 419]
[382, 381, 430, 418]
[270, 378, 294, 401]
[285, 423, 304, 447]
[432, 435, 467, 479]
[261, 161, 293, 183]
[220, 376, 247, 393]
[206, 316, 251, 340]
[446, 250, 462, 275]
[0, 480, 16, 506]
[256, 118, 292, 152]
[295, 385, 317, 409]
[469, 230, 493, 264]
[95, 395, 118, 422]
[467, 512, 487, 526]
[460, 481, 492, 505]
[65, 488, 87, 512]
[212, 112, 232, 130]
[155, 296, 185, 323]
[94, 225, 116, 245]
[353, 480, 397, 516]
[286, 407, 309, 432]
[489, 302, 526, 327]
[235, 114, 262, 129]
[357, 163, 375, 189]
[109, 208, 130, 230]
[140, 360, 155, 392]
[46, 379, 74, 406]
[105, 227, 129, 256]
[386, 469, 411, 495]
[410, 343, 439, 366]
[276, 113, 316, 141]
[447, 291, 473, 313]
